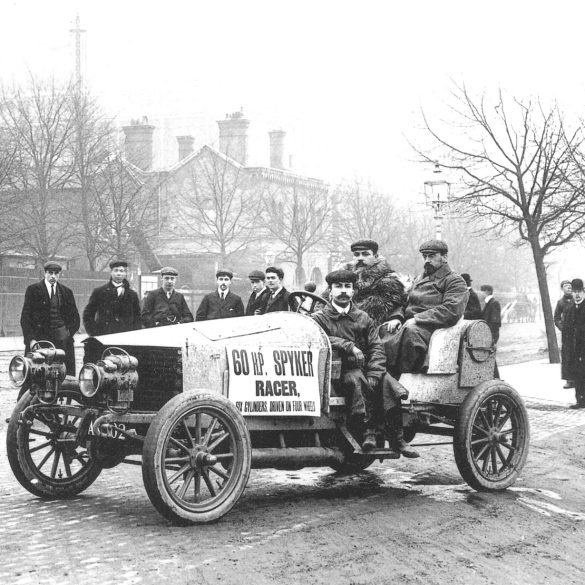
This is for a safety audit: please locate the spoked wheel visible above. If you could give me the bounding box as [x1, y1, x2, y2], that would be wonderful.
[142, 392, 251, 525]
[6, 390, 102, 498]
[454, 380, 530, 491]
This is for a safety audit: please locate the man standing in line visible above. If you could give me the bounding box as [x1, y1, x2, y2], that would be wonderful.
[554, 279, 574, 389]
[245, 270, 270, 316]
[20, 261, 80, 376]
[264, 266, 290, 313]
[480, 284, 502, 378]
[462, 273, 482, 320]
[196, 269, 245, 321]
[562, 279, 585, 409]
[385, 239, 468, 374]
[83, 259, 141, 336]
[142, 267, 194, 327]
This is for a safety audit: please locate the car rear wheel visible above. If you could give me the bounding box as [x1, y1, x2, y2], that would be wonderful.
[454, 380, 529, 491]
[142, 392, 251, 525]
[6, 390, 102, 498]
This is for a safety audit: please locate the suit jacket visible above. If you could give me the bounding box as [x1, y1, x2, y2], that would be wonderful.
[264, 287, 290, 313]
[195, 290, 245, 321]
[554, 295, 573, 331]
[482, 298, 502, 343]
[245, 288, 270, 316]
[142, 288, 194, 328]
[83, 279, 141, 336]
[464, 288, 483, 320]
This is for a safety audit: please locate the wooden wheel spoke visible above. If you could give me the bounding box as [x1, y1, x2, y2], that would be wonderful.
[29, 440, 52, 453]
[167, 463, 192, 485]
[472, 423, 489, 436]
[181, 418, 195, 448]
[203, 418, 218, 446]
[208, 432, 229, 453]
[195, 413, 202, 443]
[62, 454, 73, 477]
[50, 449, 61, 478]
[37, 446, 56, 471]
[168, 436, 190, 454]
[471, 437, 490, 446]
[498, 441, 516, 452]
[201, 469, 216, 497]
[499, 428, 516, 436]
[490, 446, 498, 474]
[493, 400, 503, 426]
[165, 456, 190, 464]
[208, 465, 229, 481]
[28, 428, 53, 438]
[176, 470, 195, 499]
[194, 471, 201, 499]
[478, 409, 491, 430]
[496, 411, 512, 432]
[495, 444, 508, 468]
[475, 443, 490, 461]
[486, 401, 494, 426]
[481, 448, 491, 473]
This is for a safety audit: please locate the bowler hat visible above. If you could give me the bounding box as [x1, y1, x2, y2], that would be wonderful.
[350, 239, 379, 254]
[216, 269, 234, 279]
[461, 273, 472, 285]
[160, 266, 179, 276]
[43, 261, 62, 273]
[571, 278, 584, 292]
[109, 259, 128, 269]
[419, 239, 448, 254]
[248, 270, 265, 281]
[325, 269, 358, 286]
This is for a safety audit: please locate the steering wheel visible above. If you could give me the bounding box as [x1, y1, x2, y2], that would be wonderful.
[288, 291, 327, 315]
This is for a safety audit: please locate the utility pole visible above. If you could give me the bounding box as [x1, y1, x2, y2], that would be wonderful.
[69, 13, 86, 88]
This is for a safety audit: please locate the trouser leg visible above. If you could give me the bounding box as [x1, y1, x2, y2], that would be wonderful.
[385, 404, 420, 458]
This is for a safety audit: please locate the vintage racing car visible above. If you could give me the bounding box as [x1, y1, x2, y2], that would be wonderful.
[6, 291, 530, 525]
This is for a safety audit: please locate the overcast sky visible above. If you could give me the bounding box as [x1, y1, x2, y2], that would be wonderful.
[1, 0, 584, 204]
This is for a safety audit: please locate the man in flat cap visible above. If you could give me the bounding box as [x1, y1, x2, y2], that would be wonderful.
[461, 273, 482, 320]
[312, 269, 418, 456]
[83, 260, 141, 336]
[245, 270, 270, 316]
[554, 279, 575, 389]
[385, 239, 468, 374]
[20, 261, 80, 375]
[142, 267, 194, 327]
[559, 278, 585, 408]
[264, 266, 290, 313]
[196, 269, 245, 321]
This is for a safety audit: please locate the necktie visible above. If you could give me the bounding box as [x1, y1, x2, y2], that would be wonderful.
[117, 287, 123, 297]
[221, 292, 225, 300]
[51, 284, 55, 299]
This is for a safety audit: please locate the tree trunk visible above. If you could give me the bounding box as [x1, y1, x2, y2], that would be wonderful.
[295, 251, 304, 289]
[530, 241, 560, 363]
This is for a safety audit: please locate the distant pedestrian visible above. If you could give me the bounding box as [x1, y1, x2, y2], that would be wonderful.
[462, 273, 482, 320]
[245, 270, 270, 316]
[480, 284, 501, 379]
[563, 279, 585, 408]
[554, 279, 574, 389]
[304, 281, 317, 293]
[196, 269, 245, 321]
[83, 259, 141, 336]
[264, 266, 290, 313]
[142, 267, 194, 327]
[20, 261, 80, 376]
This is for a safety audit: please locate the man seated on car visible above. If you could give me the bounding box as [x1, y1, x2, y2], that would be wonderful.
[384, 239, 468, 375]
[312, 269, 419, 457]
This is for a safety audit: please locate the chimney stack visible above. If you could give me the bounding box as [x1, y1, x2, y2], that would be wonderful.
[217, 110, 250, 165]
[268, 130, 286, 170]
[177, 135, 195, 161]
[122, 118, 155, 171]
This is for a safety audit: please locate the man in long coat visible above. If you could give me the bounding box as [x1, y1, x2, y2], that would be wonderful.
[560, 279, 585, 408]
[20, 261, 80, 375]
[385, 239, 468, 374]
[142, 267, 194, 327]
[196, 269, 245, 321]
[245, 270, 270, 316]
[462, 273, 482, 320]
[83, 259, 141, 336]
[554, 279, 574, 389]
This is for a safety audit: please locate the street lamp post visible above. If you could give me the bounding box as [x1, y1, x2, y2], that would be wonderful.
[424, 163, 451, 240]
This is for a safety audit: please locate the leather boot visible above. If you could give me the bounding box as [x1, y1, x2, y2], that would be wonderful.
[386, 405, 420, 458]
[362, 395, 377, 452]
[362, 429, 377, 452]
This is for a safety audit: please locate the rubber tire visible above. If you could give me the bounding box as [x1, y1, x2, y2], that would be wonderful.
[6, 390, 103, 499]
[142, 392, 251, 525]
[454, 380, 530, 491]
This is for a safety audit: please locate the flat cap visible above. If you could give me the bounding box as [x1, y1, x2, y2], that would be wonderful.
[325, 269, 358, 286]
[216, 269, 234, 279]
[160, 266, 179, 276]
[248, 270, 265, 281]
[43, 261, 62, 272]
[561, 279, 571, 287]
[461, 273, 472, 285]
[109, 259, 128, 269]
[419, 239, 448, 254]
[350, 239, 378, 254]
[571, 278, 583, 291]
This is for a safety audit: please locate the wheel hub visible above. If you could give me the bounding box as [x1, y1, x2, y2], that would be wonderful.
[189, 446, 217, 469]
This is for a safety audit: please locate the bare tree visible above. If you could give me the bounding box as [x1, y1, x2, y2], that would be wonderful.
[0, 76, 78, 264]
[172, 148, 261, 267]
[417, 85, 585, 362]
[261, 179, 333, 286]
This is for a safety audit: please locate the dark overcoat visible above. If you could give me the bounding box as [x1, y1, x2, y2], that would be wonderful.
[562, 301, 585, 381]
[464, 288, 483, 320]
[195, 290, 244, 321]
[142, 288, 194, 327]
[384, 263, 468, 373]
[264, 288, 290, 313]
[482, 298, 502, 344]
[83, 280, 141, 336]
[557, 294, 575, 379]
[20, 280, 80, 375]
[245, 288, 270, 316]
